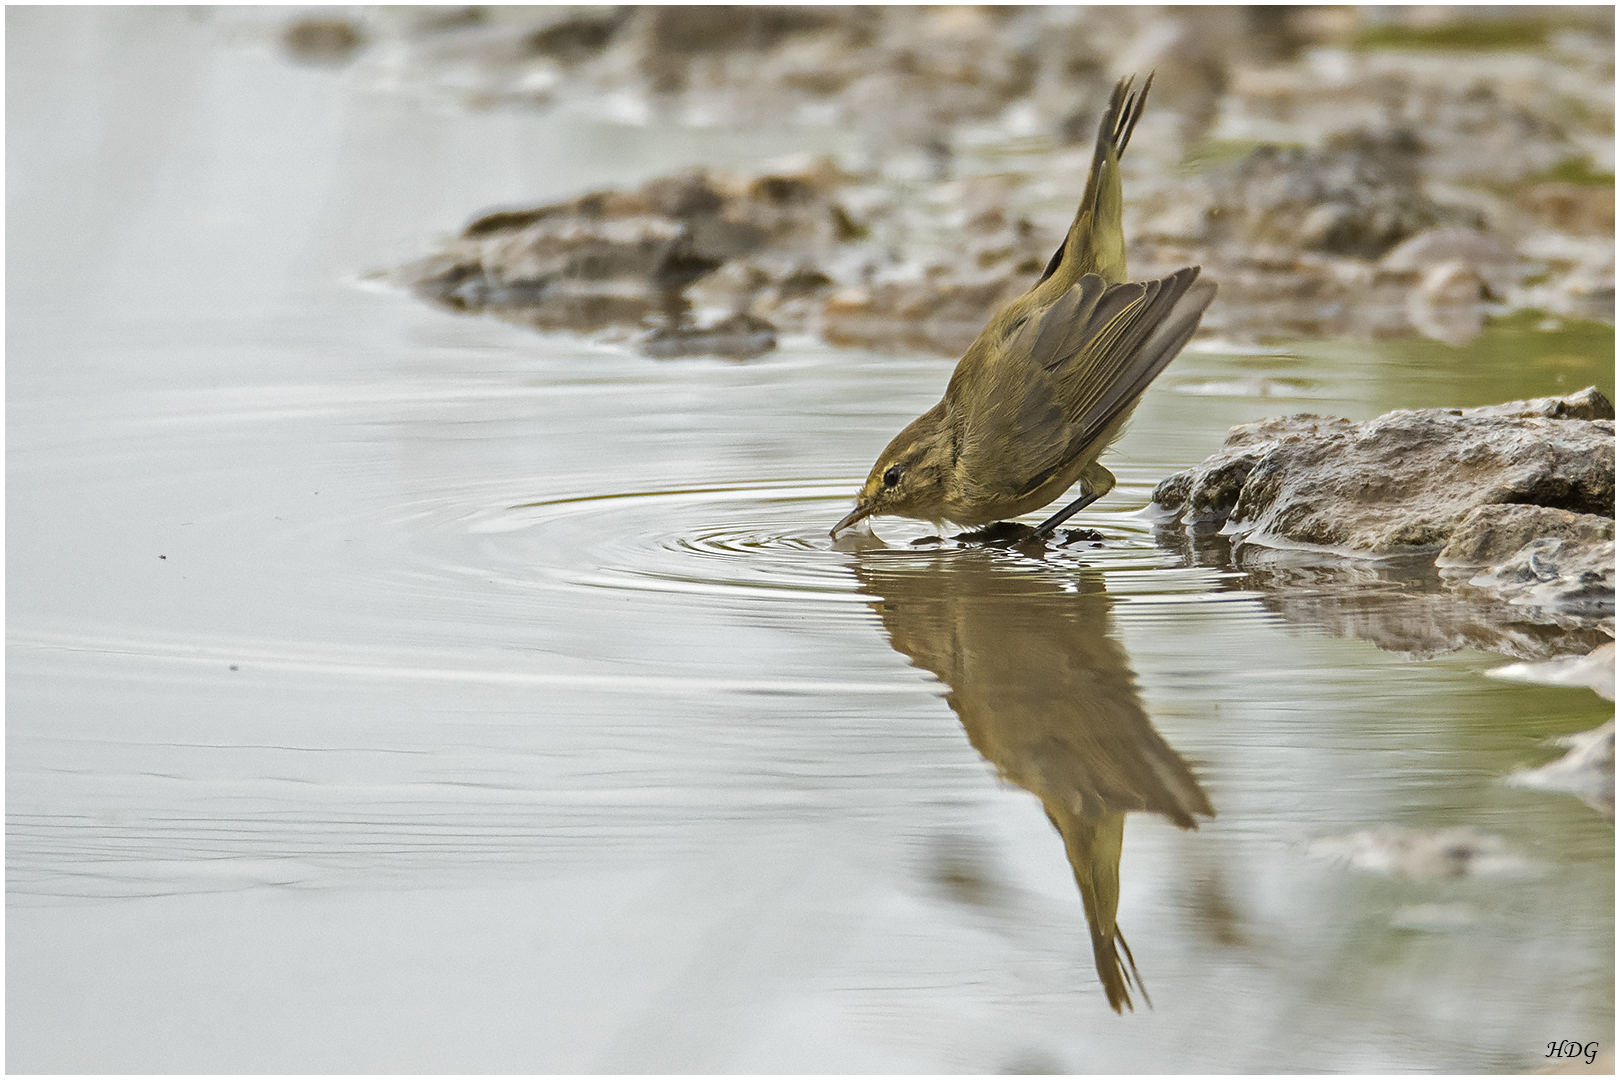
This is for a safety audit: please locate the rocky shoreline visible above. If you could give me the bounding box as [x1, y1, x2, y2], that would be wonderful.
[1151, 387, 1614, 664]
[1151, 385, 1615, 814]
[353, 6, 1613, 356]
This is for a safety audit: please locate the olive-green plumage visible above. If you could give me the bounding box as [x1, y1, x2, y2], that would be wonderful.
[833, 74, 1216, 538]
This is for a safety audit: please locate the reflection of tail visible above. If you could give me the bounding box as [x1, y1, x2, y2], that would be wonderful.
[1046, 806, 1150, 1013]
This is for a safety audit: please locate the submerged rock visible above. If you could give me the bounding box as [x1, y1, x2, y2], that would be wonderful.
[640, 311, 777, 361]
[1436, 504, 1614, 571]
[1465, 535, 1615, 619]
[1491, 643, 1614, 816]
[1507, 719, 1615, 818]
[1488, 641, 1616, 700]
[281, 17, 364, 65]
[1308, 826, 1530, 879]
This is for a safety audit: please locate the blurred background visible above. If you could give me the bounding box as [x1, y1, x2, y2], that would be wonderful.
[7, 5, 1613, 1073]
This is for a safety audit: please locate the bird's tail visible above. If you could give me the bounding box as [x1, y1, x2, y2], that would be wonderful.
[1046, 805, 1150, 1013]
[1080, 74, 1152, 228]
[1038, 73, 1154, 289]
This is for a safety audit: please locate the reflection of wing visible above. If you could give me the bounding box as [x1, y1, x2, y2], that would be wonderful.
[854, 548, 1213, 1012]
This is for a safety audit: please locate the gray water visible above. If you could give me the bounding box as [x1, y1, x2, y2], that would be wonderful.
[7, 9, 1612, 1073]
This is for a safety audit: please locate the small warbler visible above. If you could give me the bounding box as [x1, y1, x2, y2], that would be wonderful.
[832, 74, 1215, 540]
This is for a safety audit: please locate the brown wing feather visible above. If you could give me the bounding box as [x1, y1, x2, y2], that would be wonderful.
[1070, 271, 1215, 446]
[957, 268, 1213, 492]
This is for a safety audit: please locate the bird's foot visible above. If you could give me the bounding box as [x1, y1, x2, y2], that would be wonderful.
[953, 521, 1040, 546]
[953, 522, 1108, 548]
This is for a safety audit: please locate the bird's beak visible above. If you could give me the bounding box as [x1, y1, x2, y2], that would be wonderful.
[830, 503, 872, 537]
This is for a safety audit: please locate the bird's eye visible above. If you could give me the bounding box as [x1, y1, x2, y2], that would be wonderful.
[882, 465, 903, 487]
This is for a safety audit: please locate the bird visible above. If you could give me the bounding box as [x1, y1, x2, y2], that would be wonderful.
[831, 74, 1216, 542]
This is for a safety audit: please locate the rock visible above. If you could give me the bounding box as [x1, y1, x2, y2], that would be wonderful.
[1463, 536, 1616, 620]
[1153, 390, 1616, 561]
[1465, 386, 1615, 421]
[1380, 226, 1511, 272]
[1308, 826, 1530, 879]
[820, 272, 1032, 357]
[1379, 226, 1515, 296]
[816, 174, 1063, 353]
[281, 17, 364, 65]
[1488, 641, 1616, 701]
[1132, 135, 1505, 342]
[1437, 506, 1615, 621]
[640, 311, 778, 361]
[1507, 718, 1615, 818]
[1437, 504, 1614, 568]
[1407, 258, 1487, 344]
[1105, 10, 1238, 147]
[394, 161, 868, 349]
[370, 8, 1614, 351]
[1518, 181, 1616, 237]
[1152, 390, 1616, 651]
[523, 8, 632, 64]
[1192, 131, 1483, 260]
[1149, 413, 1350, 528]
[1557, 251, 1616, 322]
[1212, 46, 1600, 189]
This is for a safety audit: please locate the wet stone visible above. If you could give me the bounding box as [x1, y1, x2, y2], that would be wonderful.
[1153, 388, 1616, 637]
[1154, 388, 1615, 555]
[1436, 504, 1614, 570]
[1463, 536, 1616, 621]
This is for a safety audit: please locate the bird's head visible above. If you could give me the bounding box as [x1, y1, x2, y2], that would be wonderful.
[831, 407, 954, 536]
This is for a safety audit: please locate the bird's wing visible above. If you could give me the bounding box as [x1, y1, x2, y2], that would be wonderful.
[954, 268, 1216, 496]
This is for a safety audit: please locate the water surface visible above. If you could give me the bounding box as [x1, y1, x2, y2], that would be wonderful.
[8, 9, 1612, 1073]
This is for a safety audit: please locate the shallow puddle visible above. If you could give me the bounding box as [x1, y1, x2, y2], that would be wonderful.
[7, 10, 1613, 1073]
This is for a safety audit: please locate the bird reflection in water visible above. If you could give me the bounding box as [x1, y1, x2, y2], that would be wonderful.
[851, 544, 1214, 1012]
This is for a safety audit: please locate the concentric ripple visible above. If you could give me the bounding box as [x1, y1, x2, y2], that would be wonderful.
[410, 473, 1216, 614]
[11, 361, 1259, 683]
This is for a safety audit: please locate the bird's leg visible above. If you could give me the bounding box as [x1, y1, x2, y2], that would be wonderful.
[1030, 463, 1116, 541]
